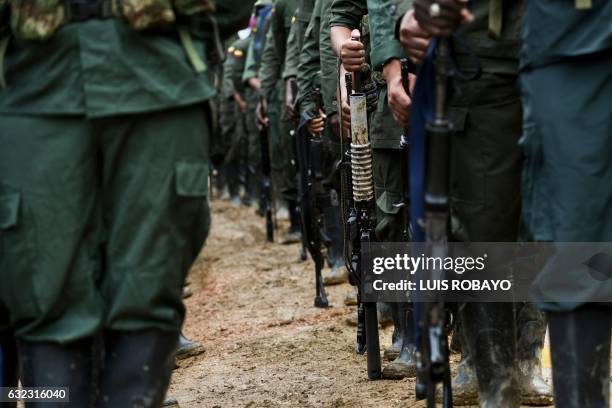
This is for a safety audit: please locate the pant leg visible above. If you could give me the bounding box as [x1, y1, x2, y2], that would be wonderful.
[98, 104, 210, 333]
[0, 114, 104, 342]
[372, 148, 408, 242]
[279, 116, 298, 202]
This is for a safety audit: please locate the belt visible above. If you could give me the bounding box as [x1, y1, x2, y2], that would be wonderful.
[65, 0, 117, 22]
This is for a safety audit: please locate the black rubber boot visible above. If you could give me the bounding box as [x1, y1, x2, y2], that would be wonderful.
[548, 304, 611, 408]
[1, 331, 19, 408]
[516, 303, 552, 406]
[378, 303, 404, 361]
[226, 163, 241, 205]
[175, 332, 205, 361]
[461, 302, 520, 408]
[382, 303, 417, 379]
[322, 192, 348, 285]
[18, 338, 95, 408]
[97, 330, 178, 408]
[447, 353, 479, 406]
[282, 200, 302, 244]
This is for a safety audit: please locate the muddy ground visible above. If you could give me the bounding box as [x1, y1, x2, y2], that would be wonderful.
[167, 199, 545, 408]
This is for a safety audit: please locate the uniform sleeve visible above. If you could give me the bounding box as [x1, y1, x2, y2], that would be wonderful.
[241, 39, 259, 84]
[297, 0, 323, 115]
[330, 0, 367, 29]
[221, 48, 237, 99]
[283, 17, 300, 79]
[271, 0, 288, 63]
[367, 0, 410, 70]
[260, 28, 282, 101]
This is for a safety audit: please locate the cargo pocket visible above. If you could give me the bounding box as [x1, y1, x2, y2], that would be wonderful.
[174, 161, 209, 260]
[175, 161, 208, 197]
[0, 191, 39, 318]
[375, 190, 404, 241]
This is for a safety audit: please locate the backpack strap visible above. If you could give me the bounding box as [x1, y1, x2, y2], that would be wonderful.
[178, 26, 207, 74]
[0, 35, 9, 89]
[488, 0, 503, 39]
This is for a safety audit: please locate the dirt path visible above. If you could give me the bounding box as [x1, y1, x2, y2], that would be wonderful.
[168, 199, 433, 407]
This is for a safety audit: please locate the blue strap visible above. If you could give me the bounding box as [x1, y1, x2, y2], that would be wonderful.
[254, 5, 273, 60]
[409, 39, 437, 243]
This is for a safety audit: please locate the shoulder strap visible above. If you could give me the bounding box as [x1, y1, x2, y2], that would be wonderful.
[0, 35, 10, 89]
[575, 0, 592, 9]
[488, 0, 503, 39]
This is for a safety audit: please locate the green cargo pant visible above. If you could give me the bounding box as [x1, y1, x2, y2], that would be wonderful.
[448, 72, 522, 242]
[278, 116, 299, 202]
[0, 105, 210, 342]
[370, 85, 408, 243]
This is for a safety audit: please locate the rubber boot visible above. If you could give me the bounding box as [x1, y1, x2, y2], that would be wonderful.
[548, 304, 611, 408]
[383, 303, 403, 361]
[322, 195, 348, 285]
[18, 338, 95, 408]
[443, 353, 479, 406]
[516, 303, 553, 406]
[97, 329, 178, 407]
[175, 332, 205, 360]
[281, 200, 302, 245]
[162, 396, 180, 407]
[383, 303, 417, 379]
[215, 163, 230, 200]
[461, 302, 520, 408]
[377, 302, 394, 328]
[226, 163, 241, 207]
[1, 331, 19, 408]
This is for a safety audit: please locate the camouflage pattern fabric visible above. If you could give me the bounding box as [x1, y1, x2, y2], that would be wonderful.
[9, 0, 67, 40]
[121, 0, 176, 31]
[6, 0, 215, 40]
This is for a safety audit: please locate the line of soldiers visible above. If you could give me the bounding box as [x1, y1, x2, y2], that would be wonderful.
[213, 0, 611, 407]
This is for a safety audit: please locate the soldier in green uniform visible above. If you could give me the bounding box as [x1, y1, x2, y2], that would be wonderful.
[258, 0, 303, 242]
[0, 0, 252, 405]
[241, 0, 275, 208]
[519, 1, 612, 406]
[221, 35, 252, 206]
[330, 0, 418, 380]
[210, 33, 238, 201]
[297, 0, 348, 285]
[400, 0, 552, 405]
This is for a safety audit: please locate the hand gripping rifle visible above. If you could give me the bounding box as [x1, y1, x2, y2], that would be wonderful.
[258, 97, 275, 242]
[411, 39, 453, 408]
[297, 88, 329, 308]
[344, 62, 381, 380]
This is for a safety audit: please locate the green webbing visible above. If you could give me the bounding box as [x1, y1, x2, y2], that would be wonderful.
[488, 0, 503, 39]
[178, 26, 206, 74]
[0, 35, 9, 89]
[575, 0, 592, 9]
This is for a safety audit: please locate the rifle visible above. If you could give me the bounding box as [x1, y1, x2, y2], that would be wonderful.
[296, 88, 329, 308]
[344, 61, 382, 380]
[258, 97, 275, 242]
[289, 126, 309, 262]
[412, 39, 453, 407]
